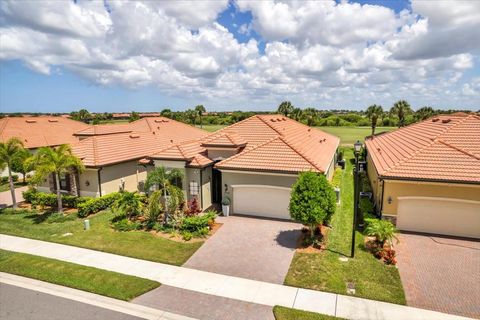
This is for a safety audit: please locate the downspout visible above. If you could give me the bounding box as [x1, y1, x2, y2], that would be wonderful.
[97, 167, 103, 197]
[379, 178, 384, 218]
[199, 167, 204, 209]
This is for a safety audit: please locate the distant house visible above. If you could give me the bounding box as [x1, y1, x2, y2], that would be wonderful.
[365, 113, 480, 238]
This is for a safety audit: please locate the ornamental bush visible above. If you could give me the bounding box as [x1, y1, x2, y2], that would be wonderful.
[180, 211, 216, 234]
[22, 188, 88, 209]
[289, 171, 336, 239]
[77, 192, 121, 217]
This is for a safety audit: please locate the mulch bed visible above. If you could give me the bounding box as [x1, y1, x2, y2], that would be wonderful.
[150, 222, 223, 243]
[295, 225, 330, 253]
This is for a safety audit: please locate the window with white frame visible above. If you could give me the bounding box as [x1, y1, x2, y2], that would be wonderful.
[189, 181, 199, 196]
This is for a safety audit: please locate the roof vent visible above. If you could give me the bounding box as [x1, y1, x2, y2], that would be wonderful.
[170, 139, 174, 143]
[442, 119, 451, 123]
[432, 118, 439, 122]
[48, 119, 58, 122]
[129, 134, 140, 138]
[25, 119, 37, 123]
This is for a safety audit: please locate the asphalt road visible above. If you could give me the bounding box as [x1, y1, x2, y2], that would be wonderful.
[0, 283, 144, 320]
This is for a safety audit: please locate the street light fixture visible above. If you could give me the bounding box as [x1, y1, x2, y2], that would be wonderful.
[351, 140, 362, 258]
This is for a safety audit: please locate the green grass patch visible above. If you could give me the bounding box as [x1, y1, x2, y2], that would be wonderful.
[196, 124, 226, 132]
[0, 209, 203, 266]
[318, 127, 394, 146]
[0, 249, 159, 301]
[273, 306, 344, 320]
[284, 148, 405, 305]
[0, 181, 27, 192]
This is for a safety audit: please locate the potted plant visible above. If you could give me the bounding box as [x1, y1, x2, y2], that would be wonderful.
[221, 195, 231, 217]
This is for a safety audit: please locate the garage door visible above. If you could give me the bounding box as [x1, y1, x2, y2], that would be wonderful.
[397, 197, 480, 238]
[232, 185, 291, 220]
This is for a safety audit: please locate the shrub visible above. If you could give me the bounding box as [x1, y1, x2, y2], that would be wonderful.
[182, 231, 193, 241]
[221, 195, 231, 206]
[289, 171, 336, 239]
[22, 188, 38, 203]
[359, 197, 374, 215]
[1, 177, 8, 184]
[12, 174, 19, 182]
[382, 248, 397, 265]
[180, 211, 216, 233]
[331, 168, 342, 188]
[112, 191, 144, 219]
[364, 218, 398, 247]
[185, 197, 201, 216]
[145, 190, 163, 226]
[111, 218, 141, 232]
[23, 188, 88, 209]
[77, 192, 121, 217]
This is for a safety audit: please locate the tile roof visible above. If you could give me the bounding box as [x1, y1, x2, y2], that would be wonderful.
[211, 115, 339, 173]
[0, 116, 89, 149]
[74, 124, 133, 136]
[201, 131, 247, 147]
[150, 140, 213, 168]
[365, 113, 480, 183]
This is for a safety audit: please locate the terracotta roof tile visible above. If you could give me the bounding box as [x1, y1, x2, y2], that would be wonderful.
[365, 114, 480, 183]
[0, 116, 89, 149]
[201, 131, 247, 147]
[74, 124, 133, 136]
[150, 140, 213, 168]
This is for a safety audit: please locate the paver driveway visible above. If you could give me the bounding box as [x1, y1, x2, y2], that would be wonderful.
[184, 215, 302, 284]
[396, 233, 480, 319]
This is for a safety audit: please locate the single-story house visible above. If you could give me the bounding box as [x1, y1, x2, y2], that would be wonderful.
[150, 115, 339, 219]
[365, 113, 480, 239]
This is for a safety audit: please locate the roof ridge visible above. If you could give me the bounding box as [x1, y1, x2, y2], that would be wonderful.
[437, 139, 480, 161]
[92, 136, 99, 167]
[215, 136, 281, 166]
[255, 115, 284, 136]
[201, 116, 259, 141]
[278, 136, 322, 171]
[383, 138, 437, 174]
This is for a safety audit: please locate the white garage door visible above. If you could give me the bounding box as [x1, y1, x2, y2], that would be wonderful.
[397, 196, 480, 238]
[232, 185, 291, 220]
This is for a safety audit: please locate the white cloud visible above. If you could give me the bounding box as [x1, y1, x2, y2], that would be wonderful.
[0, 0, 478, 109]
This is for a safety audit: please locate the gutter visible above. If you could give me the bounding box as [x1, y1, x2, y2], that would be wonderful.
[379, 178, 384, 218]
[379, 175, 480, 186]
[97, 167, 103, 197]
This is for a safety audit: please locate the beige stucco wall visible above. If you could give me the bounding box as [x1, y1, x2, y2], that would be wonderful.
[78, 169, 100, 197]
[220, 170, 298, 210]
[382, 180, 480, 216]
[201, 166, 212, 209]
[100, 160, 149, 195]
[184, 166, 213, 210]
[325, 155, 336, 181]
[367, 152, 383, 210]
[207, 148, 238, 160]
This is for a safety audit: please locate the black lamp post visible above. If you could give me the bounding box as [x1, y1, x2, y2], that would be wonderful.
[351, 140, 362, 258]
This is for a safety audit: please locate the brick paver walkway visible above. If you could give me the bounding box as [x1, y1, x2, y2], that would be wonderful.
[396, 233, 480, 318]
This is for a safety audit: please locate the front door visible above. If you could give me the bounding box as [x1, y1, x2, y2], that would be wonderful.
[212, 168, 222, 203]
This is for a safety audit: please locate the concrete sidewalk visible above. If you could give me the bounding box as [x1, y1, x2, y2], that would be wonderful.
[0, 272, 195, 320]
[0, 234, 473, 320]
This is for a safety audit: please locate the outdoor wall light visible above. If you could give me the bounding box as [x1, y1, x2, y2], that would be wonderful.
[85, 180, 90, 186]
[387, 196, 393, 204]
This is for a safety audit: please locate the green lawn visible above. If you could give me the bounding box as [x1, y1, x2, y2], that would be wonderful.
[0, 181, 27, 192]
[284, 148, 406, 305]
[0, 209, 203, 266]
[318, 127, 394, 146]
[273, 306, 345, 320]
[0, 249, 159, 300]
[196, 124, 226, 132]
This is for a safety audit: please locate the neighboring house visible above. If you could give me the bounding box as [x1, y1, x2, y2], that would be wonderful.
[365, 113, 480, 239]
[150, 115, 339, 220]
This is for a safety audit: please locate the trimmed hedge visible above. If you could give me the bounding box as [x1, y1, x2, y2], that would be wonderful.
[22, 188, 89, 209]
[180, 211, 216, 235]
[77, 192, 121, 218]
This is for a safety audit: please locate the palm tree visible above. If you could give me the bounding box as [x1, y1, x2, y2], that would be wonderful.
[365, 219, 399, 247]
[302, 108, 317, 126]
[365, 105, 384, 136]
[11, 148, 31, 183]
[277, 101, 294, 117]
[194, 105, 206, 128]
[113, 191, 144, 220]
[144, 166, 184, 224]
[291, 108, 303, 121]
[27, 144, 85, 213]
[0, 138, 25, 209]
[390, 100, 412, 127]
[415, 106, 435, 121]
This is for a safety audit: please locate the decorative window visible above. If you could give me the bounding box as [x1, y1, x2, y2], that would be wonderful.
[189, 181, 199, 196]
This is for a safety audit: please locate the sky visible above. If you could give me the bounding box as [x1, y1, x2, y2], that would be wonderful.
[0, 0, 479, 113]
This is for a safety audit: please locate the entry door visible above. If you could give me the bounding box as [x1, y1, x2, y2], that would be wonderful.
[212, 168, 222, 203]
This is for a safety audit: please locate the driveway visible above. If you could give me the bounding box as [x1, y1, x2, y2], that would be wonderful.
[396, 233, 480, 318]
[183, 215, 302, 284]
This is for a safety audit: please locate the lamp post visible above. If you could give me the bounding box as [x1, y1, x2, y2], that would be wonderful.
[351, 140, 362, 258]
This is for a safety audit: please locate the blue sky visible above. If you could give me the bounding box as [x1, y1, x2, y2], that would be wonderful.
[0, 0, 478, 113]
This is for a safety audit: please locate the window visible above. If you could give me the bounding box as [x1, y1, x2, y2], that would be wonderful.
[189, 181, 199, 196]
[57, 173, 70, 191]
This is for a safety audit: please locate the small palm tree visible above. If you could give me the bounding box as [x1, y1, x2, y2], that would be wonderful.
[415, 106, 435, 121]
[366, 104, 383, 136]
[113, 191, 144, 220]
[365, 219, 399, 247]
[145, 190, 163, 225]
[277, 101, 294, 117]
[390, 100, 412, 127]
[145, 166, 184, 224]
[195, 105, 206, 128]
[291, 108, 303, 121]
[0, 138, 26, 209]
[27, 144, 84, 213]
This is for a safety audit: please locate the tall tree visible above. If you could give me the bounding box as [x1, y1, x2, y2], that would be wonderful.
[277, 101, 294, 117]
[365, 104, 384, 136]
[10, 148, 31, 183]
[0, 138, 25, 209]
[415, 106, 435, 121]
[390, 100, 412, 127]
[160, 108, 173, 118]
[144, 166, 184, 224]
[185, 109, 197, 126]
[129, 111, 140, 123]
[27, 145, 85, 213]
[195, 105, 206, 128]
[302, 108, 318, 126]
